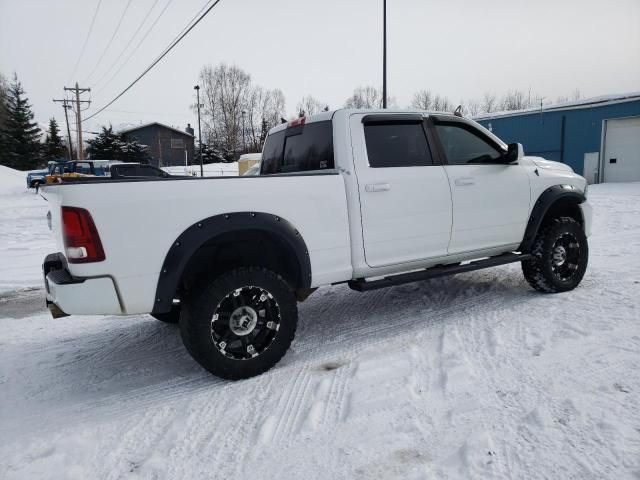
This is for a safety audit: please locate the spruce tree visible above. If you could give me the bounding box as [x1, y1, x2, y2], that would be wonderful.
[85, 125, 121, 159]
[0, 74, 42, 169]
[44, 118, 67, 160]
[86, 125, 149, 163]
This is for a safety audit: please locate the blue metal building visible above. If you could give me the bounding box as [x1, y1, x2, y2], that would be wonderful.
[475, 93, 640, 183]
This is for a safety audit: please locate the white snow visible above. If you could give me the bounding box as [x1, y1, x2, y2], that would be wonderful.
[0, 166, 55, 294]
[1, 165, 639, 479]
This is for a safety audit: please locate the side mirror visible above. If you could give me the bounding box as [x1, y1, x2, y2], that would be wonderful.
[503, 142, 522, 164]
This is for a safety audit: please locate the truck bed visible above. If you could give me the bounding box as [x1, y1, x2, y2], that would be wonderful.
[42, 173, 352, 314]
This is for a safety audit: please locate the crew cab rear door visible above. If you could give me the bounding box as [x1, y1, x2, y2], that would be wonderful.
[350, 113, 452, 268]
[429, 117, 530, 254]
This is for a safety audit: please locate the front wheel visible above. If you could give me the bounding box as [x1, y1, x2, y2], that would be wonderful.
[180, 267, 298, 380]
[522, 216, 588, 293]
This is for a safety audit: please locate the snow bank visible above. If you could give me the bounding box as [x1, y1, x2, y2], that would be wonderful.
[0, 166, 54, 293]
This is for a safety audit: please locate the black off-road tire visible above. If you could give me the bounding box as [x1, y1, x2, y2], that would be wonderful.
[179, 267, 298, 380]
[522, 216, 588, 293]
[151, 306, 180, 324]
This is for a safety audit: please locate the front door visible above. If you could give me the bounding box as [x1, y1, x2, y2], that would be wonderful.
[431, 119, 531, 254]
[350, 114, 452, 268]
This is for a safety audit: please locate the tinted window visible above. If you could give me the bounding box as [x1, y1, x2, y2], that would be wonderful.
[115, 165, 139, 177]
[261, 130, 285, 175]
[364, 123, 432, 167]
[434, 123, 502, 165]
[138, 165, 166, 177]
[261, 121, 333, 174]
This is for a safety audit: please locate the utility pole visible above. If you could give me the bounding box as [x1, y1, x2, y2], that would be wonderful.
[64, 83, 91, 159]
[382, 0, 387, 109]
[241, 110, 247, 153]
[194, 85, 203, 177]
[53, 98, 74, 160]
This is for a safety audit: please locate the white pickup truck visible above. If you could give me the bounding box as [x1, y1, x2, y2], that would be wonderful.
[42, 109, 591, 379]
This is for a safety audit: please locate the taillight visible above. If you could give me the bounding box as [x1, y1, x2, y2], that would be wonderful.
[62, 206, 105, 263]
[288, 117, 306, 128]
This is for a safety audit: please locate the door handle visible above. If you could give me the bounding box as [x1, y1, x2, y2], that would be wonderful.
[365, 183, 391, 192]
[454, 177, 475, 186]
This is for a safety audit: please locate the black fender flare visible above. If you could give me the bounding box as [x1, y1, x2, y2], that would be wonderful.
[519, 184, 586, 253]
[152, 212, 311, 314]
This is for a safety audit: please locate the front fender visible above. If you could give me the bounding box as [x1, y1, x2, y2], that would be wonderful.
[519, 185, 586, 252]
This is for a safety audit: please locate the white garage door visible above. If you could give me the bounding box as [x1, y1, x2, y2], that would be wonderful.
[603, 116, 640, 183]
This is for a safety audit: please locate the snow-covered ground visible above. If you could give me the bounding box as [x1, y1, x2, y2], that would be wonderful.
[0, 166, 55, 293]
[1, 166, 639, 479]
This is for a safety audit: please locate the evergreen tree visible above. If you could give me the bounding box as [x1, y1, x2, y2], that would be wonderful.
[85, 125, 122, 159]
[0, 74, 42, 169]
[120, 137, 150, 163]
[86, 124, 149, 162]
[44, 118, 67, 160]
[0, 74, 8, 166]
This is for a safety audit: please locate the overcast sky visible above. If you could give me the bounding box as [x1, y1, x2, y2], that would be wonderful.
[1, 0, 639, 136]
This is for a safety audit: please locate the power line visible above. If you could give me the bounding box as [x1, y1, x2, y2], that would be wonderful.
[93, 0, 174, 95]
[90, 0, 161, 89]
[82, 0, 134, 84]
[67, 0, 103, 84]
[86, 0, 223, 121]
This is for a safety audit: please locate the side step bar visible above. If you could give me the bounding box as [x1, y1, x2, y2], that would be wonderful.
[348, 252, 531, 292]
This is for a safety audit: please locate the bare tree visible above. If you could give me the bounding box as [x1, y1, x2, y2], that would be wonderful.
[482, 92, 497, 113]
[501, 89, 528, 111]
[296, 95, 327, 117]
[571, 88, 581, 101]
[198, 63, 285, 159]
[344, 86, 383, 109]
[466, 99, 481, 117]
[432, 94, 453, 112]
[410, 89, 433, 110]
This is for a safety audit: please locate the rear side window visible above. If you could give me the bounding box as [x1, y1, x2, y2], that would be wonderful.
[434, 123, 502, 165]
[115, 165, 139, 177]
[261, 121, 334, 174]
[364, 123, 433, 167]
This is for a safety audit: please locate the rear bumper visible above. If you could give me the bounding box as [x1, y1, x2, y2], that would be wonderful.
[43, 253, 122, 317]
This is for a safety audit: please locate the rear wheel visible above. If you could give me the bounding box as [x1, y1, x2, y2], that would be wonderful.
[180, 267, 298, 380]
[522, 216, 588, 293]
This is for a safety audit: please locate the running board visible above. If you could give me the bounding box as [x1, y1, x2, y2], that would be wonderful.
[348, 253, 531, 292]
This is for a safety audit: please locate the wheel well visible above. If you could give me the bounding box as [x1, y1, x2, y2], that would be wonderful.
[178, 229, 304, 296]
[541, 197, 584, 227]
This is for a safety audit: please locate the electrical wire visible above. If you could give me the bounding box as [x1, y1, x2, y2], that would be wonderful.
[90, 0, 161, 89]
[67, 0, 103, 84]
[85, 0, 223, 121]
[82, 0, 134, 84]
[93, 0, 174, 95]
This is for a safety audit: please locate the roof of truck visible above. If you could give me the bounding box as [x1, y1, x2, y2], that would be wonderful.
[268, 109, 459, 135]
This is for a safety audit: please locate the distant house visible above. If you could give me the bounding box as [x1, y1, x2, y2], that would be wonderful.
[120, 122, 195, 168]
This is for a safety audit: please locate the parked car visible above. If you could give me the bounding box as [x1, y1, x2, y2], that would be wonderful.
[238, 153, 261, 175]
[242, 162, 261, 176]
[26, 160, 64, 188]
[45, 160, 120, 184]
[109, 163, 175, 179]
[41, 109, 591, 380]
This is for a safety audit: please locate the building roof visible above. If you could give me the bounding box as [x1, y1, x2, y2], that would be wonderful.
[474, 91, 640, 121]
[119, 122, 194, 137]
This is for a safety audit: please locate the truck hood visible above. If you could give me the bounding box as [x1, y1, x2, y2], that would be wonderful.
[526, 156, 574, 173]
